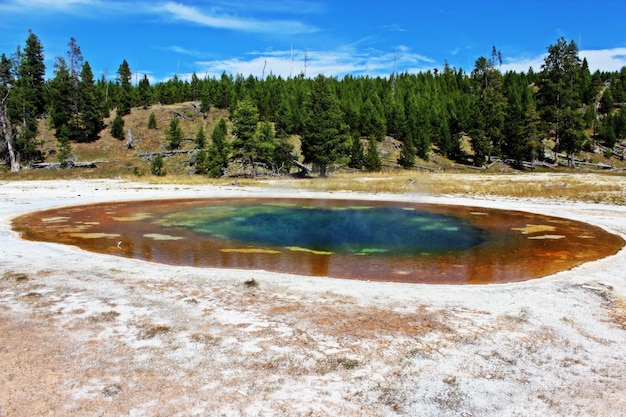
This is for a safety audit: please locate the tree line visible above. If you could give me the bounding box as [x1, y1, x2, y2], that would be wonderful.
[2, 32, 626, 174]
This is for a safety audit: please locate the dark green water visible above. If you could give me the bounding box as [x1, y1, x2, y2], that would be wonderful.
[157, 204, 486, 256]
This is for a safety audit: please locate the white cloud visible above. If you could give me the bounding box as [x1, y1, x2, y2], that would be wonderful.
[1, 0, 319, 35]
[218, 0, 326, 15]
[380, 23, 407, 33]
[196, 47, 436, 79]
[499, 47, 626, 74]
[195, 45, 626, 80]
[198, 56, 295, 80]
[500, 55, 545, 74]
[163, 45, 209, 59]
[154, 1, 317, 34]
[10, 0, 101, 8]
[0, 0, 135, 16]
[580, 48, 626, 72]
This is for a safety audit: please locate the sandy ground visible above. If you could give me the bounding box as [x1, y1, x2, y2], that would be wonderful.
[0, 178, 625, 417]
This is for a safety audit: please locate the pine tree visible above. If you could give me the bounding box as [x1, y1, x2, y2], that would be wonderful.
[616, 105, 626, 141]
[67, 37, 83, 80]
[195, 125, 206, 149]
[0, 31, 47, 169]
[536, 37, 587, 166]
[78, 61, 104, 142]
[398, 135, 416, 168]
[388, 98, 407, 140]
[194, 149, 208, 175]
[116, 60, 132, 116]
[579, 58, 595, 105]
[110, 111, 125, 140]
[98, 73, 114, 115]
[599, 89, 614, 114]
[231, 99, 260, 174]
[416, 123, 433, 160]
[190, 72, 200, 101]
[559, 107, 587, 160]
[138, 74, 151, 108]
[348, 132, 364, 169]
[601, 115, 617, 148]
[253, 120, 293, 174]
[272, 136, 294, 174]
[151, 153, 165, 176]
[66, 38, 83, 140]
[0, 54, 12, 96]
[404, 94, 433, 160]
[360, 96, 386, 140]
[469, 50, 507, 166]
[56, 124, 72, 164]
[301, 75, 350, 177]
[12, 31, 46, 162]
[49, 56, 73, 138]
[502, 73, 538, 165]
[200, 79, 216, 113]
[364, 138, 382, 172]
[524, 104, 543, 166]
[148, 112, 157, 129]
[206, 118, 230, 177]
[18, 31, 46, 117]
[48, 38, 103, 143]
[165, 117, 183, 150]
[216, 72, 233, 109]
[255, 121, 277, 169]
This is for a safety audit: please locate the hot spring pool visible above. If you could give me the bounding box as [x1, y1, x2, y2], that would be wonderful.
[12, 197, 624, 284]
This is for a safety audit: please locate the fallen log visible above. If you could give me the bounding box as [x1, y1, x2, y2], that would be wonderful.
[535, 161, 557, 170]
[31, 160, 99, 169]
[170, 110, 193, 120]
[31, 162, 61, 169]
[575, 160, 613, 169]
[291, 160, 310, 177]
[139, 150, 198, 161]
[414, 164, 440, 172]
[72, 161, 99, 168]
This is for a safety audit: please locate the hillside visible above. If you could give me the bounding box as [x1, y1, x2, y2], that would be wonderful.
[31, 103, 230, 177]
[5, 100, 626, 181]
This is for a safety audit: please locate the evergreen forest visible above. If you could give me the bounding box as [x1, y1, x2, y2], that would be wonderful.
[2, 32, 626, 177]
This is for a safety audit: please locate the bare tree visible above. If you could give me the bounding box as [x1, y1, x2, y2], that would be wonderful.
[0, 90, 19, 172]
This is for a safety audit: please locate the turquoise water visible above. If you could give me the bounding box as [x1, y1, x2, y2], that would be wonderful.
[157, 204, 486, 256]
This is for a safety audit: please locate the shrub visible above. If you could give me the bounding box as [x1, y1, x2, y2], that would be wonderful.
[148, 112, 157, 129]
[151, 154, 166, 176]
[165, 118, 183, 150]
[110, 112, 125, 140]
[244, 278, 259, 288]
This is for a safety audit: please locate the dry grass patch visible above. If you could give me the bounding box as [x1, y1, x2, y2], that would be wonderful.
[89, 310, 120, 323]
[190, 332, 220, 345]
[609, 298, 626, 330]
[283, 171, 626, 204]
[1, 271, 30, 282]
[315, 355, 361, 374]
[138, 323, 172, 339]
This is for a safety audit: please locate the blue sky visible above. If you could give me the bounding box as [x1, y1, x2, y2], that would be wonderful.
[1, 0, 626, 84]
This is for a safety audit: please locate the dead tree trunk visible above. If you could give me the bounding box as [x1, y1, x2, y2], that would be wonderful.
[126, 128, 133, 149]
[0, 91, 19, 172]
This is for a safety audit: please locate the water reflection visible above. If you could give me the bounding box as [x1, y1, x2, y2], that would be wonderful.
[12, 198, 624, 284]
